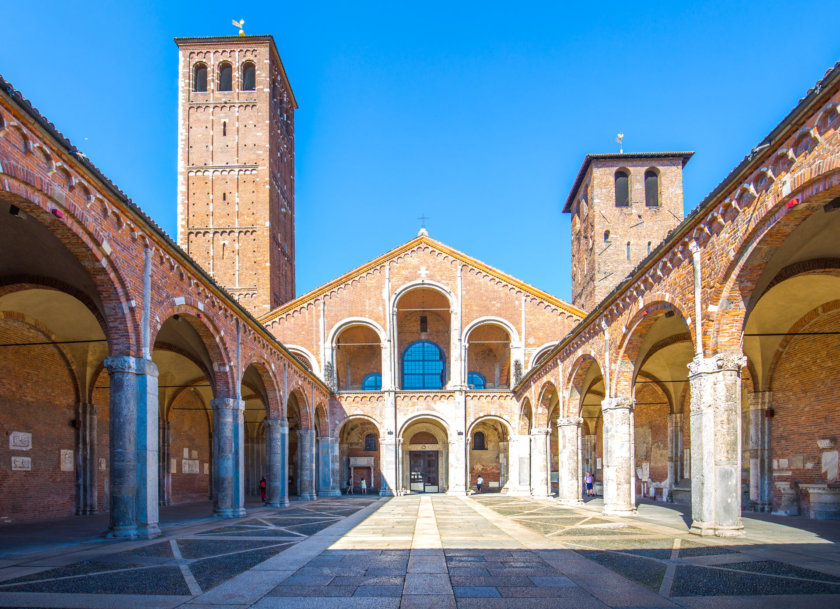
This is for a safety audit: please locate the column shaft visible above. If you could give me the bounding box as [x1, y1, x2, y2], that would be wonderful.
[602, 397, 636, 515]
[212, 397, 246, 517]
[557, 418, 583, 505]
[530, 428, 551, 497]
[298, 429, 316, 501]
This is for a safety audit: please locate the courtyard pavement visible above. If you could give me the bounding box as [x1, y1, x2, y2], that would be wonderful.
[0, 494, 839, 608]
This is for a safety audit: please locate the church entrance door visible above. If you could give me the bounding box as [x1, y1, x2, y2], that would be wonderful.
[409, 450, 439, 493]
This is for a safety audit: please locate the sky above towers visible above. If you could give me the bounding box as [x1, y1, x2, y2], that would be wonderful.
[2, 1, 838, 302]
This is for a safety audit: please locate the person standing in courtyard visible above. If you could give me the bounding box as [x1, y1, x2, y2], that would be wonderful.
[585, 471, 594, 497]
[360, 477, 367, 495]
[259, 476, 267, 502]
[476, 475, 484, 493]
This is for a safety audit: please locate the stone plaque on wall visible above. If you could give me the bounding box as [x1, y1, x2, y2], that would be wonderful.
[183, 447, 190, 459]
[182, 459, 199, 474]
[9, 432, 32, 451]
[11, 456, 31, 471]
[203, 462, 209, 474]
[350, 457, 374, 467]
[99, 458, 107, 471]
[60, 449, 74, 472]
[191, 450, 198, 459]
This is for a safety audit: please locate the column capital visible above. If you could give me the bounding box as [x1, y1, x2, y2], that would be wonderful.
[601, 396, 634, 412]
[210, 398, 244, 412]
[688, 351, 746, 377]
[104, 356, 158, 377]
[265, 417, 288, 429]
[296, 428, 316, 438]
[557, 416, 583, 428]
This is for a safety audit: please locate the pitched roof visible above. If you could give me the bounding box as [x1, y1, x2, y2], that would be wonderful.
[260, 233, 586, 323]
[562, 152, 694, 213]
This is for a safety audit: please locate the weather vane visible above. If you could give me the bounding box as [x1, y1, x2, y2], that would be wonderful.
[232, 19, 245, 36]
[616, 133, 624, 154]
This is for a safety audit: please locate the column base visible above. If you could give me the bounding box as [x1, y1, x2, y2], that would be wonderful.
[299, 492, 317, 502]
[557, 498, 584, 507]
[690, 520, 745, 537]
[505, 488, 533, 497]
[603, 504, 637, 517]
[379, 488, 395, 497]
[214, 507, 247, 518]
[136, 524, 161, 539]
[446, 489, 468, 496]
[318, 490, 342, 498]
[265, 498, 290, 507]
[106, 525, 139, 539]
[531, 493, 553, 500]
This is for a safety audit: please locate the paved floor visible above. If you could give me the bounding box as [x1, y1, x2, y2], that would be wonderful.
[0, 495, 839, 608]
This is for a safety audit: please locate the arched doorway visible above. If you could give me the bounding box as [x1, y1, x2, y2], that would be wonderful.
[468, 418, 510, 493]
[333, 323, 382, 391]
[339, 417, 381, 494]
[396, 287, 451, 390]
[466, 323, 511, 389]
[400, 417, 449, 493]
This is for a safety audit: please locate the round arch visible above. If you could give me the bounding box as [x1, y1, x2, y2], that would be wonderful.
[398, 412, 452, 439]
[392, 279, 455, 309]
[462, 316, 520, 344]
[326, 317, 387, 346]
[284, 344, 320, 376]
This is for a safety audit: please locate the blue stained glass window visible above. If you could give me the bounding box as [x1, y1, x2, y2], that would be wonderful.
[467, 372, 486, 390]
[362, 373, 382, 391]
[402, 340, 445, 389]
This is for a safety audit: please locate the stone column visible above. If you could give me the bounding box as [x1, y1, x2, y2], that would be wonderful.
[602, 397, 636, 516]
[530, 427, 551, 497]
[557, 417, 583, 505]
[318, 436, 340, 497]
[105, 356, 160, 539]
[158, 419, 171, 506]
[75, 401, 99, 515]
[508, 433, 531, 495]
[330, 434, 341, 496]
[379, 433, 398, 496]
[265, 418, 288, 507]
[688, 352, 746, 536]
[211, 397, 246, 517]
[667, 413, 683, 495]
[747, 391, 772, 512]
[447, 390, 468, 495]
[297, 429, 317, 501]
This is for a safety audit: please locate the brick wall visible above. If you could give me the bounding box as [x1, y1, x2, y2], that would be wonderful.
[169, 391, 211, 504]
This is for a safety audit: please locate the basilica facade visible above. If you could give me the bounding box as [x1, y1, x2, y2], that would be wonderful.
[0, 35, 839, 539]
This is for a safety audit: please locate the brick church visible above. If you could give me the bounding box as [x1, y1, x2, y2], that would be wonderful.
[1, 34, 839, 538]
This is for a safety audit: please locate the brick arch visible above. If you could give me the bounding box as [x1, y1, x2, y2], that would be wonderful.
[151, 305, 236, 399]
[314, 402, 330, 437]
[535, 381, 559, 427]
[0, 185, 140, 356]
[337, 414, 383, 437]
[164, 377, 210, 421]
[467, 415, 513, 438]
[565, 353, 605, 418]
[0, 278, 108, 333]
[759, 258, 840, 297]
[634, 370, 674, 413]
[518, 398, 532, 435]
[710, 173, 840, 355]
[612, 298, 693, 397]
[0, 310, 81, 403]
[286, 386, 312, 429]
[241, 361, 282, 419]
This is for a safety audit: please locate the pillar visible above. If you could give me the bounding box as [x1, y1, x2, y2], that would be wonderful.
[105, 356, 160, 539]
[297, 429, 317, 501]
[688, 352, 745, 536]
[507, 433, 531, 495]
[265, 418, 288, 507]
[602, 397, 636, 516]
[447, 390, 468, 495]
[530, 427, 551, 497]
[499, 440, 509, 490]
[318, 436, 340, 497]
[667, 413, 683, 496]
[75, 402, 99, 515]
[380, 434, 397, 496]
[747, 391, 771, 512]
[159, 419, 172, 506]
[557, 417, 583, 505]
[211, 397, 246, 517]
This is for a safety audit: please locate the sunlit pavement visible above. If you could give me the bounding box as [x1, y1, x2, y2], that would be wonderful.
[0, 494, 839, 608]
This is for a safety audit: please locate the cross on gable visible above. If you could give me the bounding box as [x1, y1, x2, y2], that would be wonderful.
[418, 267, 429, 279]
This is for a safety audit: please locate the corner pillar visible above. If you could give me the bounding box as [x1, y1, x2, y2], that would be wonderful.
[747, 391, 772, 512]
[104, 356, 160, 539]
[211, 397, 246, 517]
[602, 397, 636, 516]
[318, 436, 340, 497]
[265, 418, 289, 507]
[297, 429, 317, 501]
[557, 417, 583, 505]
[530, 427, 551, 498]
[688, 352, 745, 536]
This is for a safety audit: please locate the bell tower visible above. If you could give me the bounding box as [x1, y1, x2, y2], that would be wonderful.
[175, 35, 297, 316]
[565, 152, 693, 311]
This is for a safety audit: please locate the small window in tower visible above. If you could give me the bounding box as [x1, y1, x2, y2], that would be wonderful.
[645, 169, 659, 207]
[222, 193, 226, 202]
[626, 241, 631, 260]
[218, 63, 233, 91]
[474, 431, 487, 450]
[420, 315, 428, 333]
[193, 63, 207, 92]
[222, 121, 227, 137]
[615, 170, 630, 207]
[604, 230, 610, 242]
[242, 62, 256, 91]
[364, 433, 378, 452]
[647, 241, 652, 254]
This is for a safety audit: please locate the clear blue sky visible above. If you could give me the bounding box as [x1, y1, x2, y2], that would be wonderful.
[2, 2, 837, 302]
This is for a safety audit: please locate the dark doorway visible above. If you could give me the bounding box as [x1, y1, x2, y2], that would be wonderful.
[409, 451, 439, 493]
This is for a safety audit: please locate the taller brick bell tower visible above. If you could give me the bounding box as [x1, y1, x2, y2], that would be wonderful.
[565, 152, 693, 311]
[175, 35, 297, 316]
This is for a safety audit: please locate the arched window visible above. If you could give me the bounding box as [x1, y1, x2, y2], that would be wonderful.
[473, 431, 486, 450]
[193, 63, 207, 92]
[364, 433, 377, 452]
[218, 63, 233, 91]
[362, 373, 382, 391]
[402, 340, 445, 389]
[645, 169, 659, 207]
[615, 170, 630, 207]
[626, 241, 631, 260]
[603, 230, 610, 243]
[242, 62, 256, 91]
[467, 372, 486, 390]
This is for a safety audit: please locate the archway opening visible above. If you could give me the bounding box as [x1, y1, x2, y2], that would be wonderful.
[568, 358, 605, 496]
[334, 324, 381, 391]
[466, 323, 511, 389]
[401, 418, 449, 493]
[339, 418, 380, 494]
[242, 364, 271, 501]
[469, 419, 510, 493]
[396, 287, 451, 389]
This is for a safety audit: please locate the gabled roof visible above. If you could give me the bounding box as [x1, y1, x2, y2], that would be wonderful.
[260, 233, 586, 323]
[562, 152, 694, 213]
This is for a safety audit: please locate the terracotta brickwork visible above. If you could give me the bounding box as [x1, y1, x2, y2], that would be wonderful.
[169, 391, 212, 504]
[176, 36, 296, 317]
